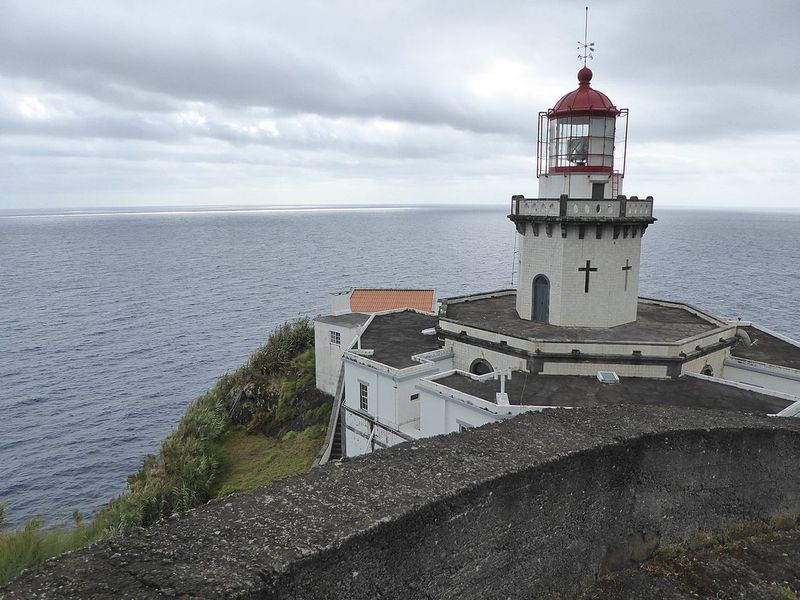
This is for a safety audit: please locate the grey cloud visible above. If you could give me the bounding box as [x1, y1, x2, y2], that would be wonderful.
[0, 2, 528, 136]
[0, 0, 798, 209]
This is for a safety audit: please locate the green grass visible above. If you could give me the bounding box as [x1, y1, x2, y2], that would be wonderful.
[772, 583, 799, 600]
[214, 426, 326, 496]
[0, 508, 110, 586]
[0, 317, 330, 587]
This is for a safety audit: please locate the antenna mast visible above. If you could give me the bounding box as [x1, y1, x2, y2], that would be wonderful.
[577, 6, 594, 66]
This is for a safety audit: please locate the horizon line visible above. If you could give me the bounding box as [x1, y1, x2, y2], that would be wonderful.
[2, 202, 799, 219]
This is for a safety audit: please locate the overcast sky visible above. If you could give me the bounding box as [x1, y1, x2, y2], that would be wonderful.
[1, 0, 798, 210]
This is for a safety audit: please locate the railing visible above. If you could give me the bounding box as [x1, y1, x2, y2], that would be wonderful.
[510, 195, 654, 219]
[315, 363, 346, 467]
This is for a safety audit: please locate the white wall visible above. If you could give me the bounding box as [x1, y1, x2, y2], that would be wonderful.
[314, 321, 361, 396]
[516, 220, 643, 327]
[344, 361, 381, 416]
[447, 339, 527, 374]
[680, 349, 729, 378]
[537, 172, 624, 199]
[330, 291, 351, 314]
[342, 353, 452, 457]
[722, 359, 800, 397]
[540, 362, 668, 378]
[418, 378, 542, 437]
[343, 360, 380, 457]
[396, 354, 453, 430]
[419, 387, 502, 437]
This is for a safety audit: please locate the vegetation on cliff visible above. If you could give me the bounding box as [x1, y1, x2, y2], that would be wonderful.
[0, 317, 331, 586]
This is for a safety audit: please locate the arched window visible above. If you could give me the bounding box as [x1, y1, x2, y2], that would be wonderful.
[469, 358, 493, 376]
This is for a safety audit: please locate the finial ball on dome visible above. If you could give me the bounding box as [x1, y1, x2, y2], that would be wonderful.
[577, 67, 593, 84]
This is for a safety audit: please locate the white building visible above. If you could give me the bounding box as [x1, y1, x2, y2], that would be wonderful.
[313, 65, 800, 462]
[314, 313, 370, 396]
[314, 288, 437, 396]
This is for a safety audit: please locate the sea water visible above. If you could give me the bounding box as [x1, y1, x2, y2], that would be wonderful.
[1, 206, 798, 526]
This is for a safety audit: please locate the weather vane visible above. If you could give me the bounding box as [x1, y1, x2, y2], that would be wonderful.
[577, 6, 594, 66]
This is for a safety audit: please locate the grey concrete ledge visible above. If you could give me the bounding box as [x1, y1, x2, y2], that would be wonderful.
[4, 406, 800, 599]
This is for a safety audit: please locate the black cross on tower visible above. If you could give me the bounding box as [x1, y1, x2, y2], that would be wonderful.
[578, 259, 598, 293]
[622, 259, 632, 291]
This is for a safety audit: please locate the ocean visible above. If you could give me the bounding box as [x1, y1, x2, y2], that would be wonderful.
[1, 206, 799, 527]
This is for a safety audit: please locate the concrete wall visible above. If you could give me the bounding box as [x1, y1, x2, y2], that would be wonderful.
[681, 348, 729, 377]
[516, 221, 643, 327]
[540, 360, 668, 378]
[448, 339, 527, 374]
[723, 358, 800, 397]
[343, 360, 381, 455]
[342, 353, 453, 456]
[8, 407, 800, 600]
[418, 382, 503, 436]
[439, 301, 733, 361]
[537, 172, 624, 199]
[417, 379, 536, 436]
[314, 321, 361, 396]
[330, 291, 351, 314]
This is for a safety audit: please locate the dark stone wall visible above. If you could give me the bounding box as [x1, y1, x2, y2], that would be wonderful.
[4, 406, 800, 599]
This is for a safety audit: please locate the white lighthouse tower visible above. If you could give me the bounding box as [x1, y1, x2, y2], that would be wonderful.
[509, 65, 655, 328]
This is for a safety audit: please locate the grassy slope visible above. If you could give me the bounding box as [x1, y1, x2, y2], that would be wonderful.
[0, 318, 331, 586]
[216, 427, 326, 496]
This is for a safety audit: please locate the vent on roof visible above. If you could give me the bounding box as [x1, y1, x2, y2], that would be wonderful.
[421, 328, 437, 336]
[597, 371, 620, 384]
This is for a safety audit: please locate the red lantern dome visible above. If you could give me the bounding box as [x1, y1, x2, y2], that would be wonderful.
[535, 67, 628, 177]
[548, 67, 619, 117]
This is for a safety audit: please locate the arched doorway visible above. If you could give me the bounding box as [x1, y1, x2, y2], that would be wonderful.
[533, 275, 550, 322]
[701, 364, 714, 377]
[469, 358, 493, 376]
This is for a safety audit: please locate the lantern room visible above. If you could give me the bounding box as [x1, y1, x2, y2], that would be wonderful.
[536, 67, 628, 199]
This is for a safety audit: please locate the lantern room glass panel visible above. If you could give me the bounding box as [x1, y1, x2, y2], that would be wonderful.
[547, 115, 616, 172]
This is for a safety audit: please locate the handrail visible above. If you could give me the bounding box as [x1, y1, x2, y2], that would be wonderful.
[314, 363, 346, 467]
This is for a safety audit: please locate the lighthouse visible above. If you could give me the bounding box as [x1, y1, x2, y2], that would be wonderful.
[317, 38, 800, 465]
[509, 66, 656, 327]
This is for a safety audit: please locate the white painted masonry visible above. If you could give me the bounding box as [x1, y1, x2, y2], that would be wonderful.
[515, 221, 643, 326]
[537, 172, 624, 200]
[342, 337, 453, 457]
[722, 357, 800, 397]
[314, 316, 368, 396]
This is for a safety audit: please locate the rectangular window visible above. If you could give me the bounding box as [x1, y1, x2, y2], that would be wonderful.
[592, 182, 605, 200]
[410, 393, 419, 401]
[330, 330, 341, 345]
[359, 382, 369, 412]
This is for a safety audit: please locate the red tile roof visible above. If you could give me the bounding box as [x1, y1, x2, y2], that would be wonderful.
[349, 288, 435, 313]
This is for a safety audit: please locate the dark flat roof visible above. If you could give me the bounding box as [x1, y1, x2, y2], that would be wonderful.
[442, 293, 717, 343]
[315, 313, 370, 327]
[434, 371, 792, 414]
[359, 310, 441, 369]
[731, 326, 800, 371]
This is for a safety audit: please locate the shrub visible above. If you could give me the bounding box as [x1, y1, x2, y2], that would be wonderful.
[302, 424, 327, 440]
[0, 509, 107, 586]
[0, 317, 321, 585]
[247, 318, 314, 377]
